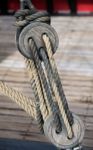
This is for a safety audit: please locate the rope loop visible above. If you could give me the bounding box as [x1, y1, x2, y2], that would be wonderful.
[0, 1, 84, 148]
[16, 21, 59, 59]
[15, 8, 50, 28]
[0, 1, 83, 148]
[15, 3, 74, 138]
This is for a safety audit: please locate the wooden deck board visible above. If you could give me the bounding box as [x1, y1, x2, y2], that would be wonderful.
[0, 16, 93, 148]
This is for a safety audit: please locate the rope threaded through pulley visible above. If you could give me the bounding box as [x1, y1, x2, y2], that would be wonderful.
[15, 1, 85, 147]
[0, 1, 84, 149]
[15, 2, 74, 138]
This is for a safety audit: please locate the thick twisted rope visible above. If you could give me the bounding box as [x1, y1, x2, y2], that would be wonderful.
[25, 36, 73, 138]
[0, 1, 84, 149]
[42, 34, 73, 125]
[0, 35, 73, 138]
[42, 34, 73, 138]
[28, 38, 62, 133]
[0, 1, 74, 142]
[15, 10, 50, 27]
[15, 3, 74, 138]
[25, 59, 44, 132]
[0, 81, 35, 118]
[25, 58, 48, 121]
[40, 48, 72, 137]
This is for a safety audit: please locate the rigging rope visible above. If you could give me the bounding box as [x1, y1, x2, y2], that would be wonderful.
[0, 0, 84, 149]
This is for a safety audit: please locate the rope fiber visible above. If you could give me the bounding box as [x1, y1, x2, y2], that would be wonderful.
[0, 0, 83, 149]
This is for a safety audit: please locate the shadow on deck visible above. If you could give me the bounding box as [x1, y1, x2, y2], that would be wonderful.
[0, 138, 92, 150]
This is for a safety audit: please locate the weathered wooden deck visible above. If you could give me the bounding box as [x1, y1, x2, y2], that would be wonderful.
[0, 16, 93, 148]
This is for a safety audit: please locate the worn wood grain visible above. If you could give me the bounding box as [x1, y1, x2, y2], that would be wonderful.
[0, 16, 93, 148]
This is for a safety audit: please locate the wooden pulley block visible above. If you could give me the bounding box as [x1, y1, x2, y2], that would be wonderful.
[17, 22, 59, 59]
[44, 114, 85, 149]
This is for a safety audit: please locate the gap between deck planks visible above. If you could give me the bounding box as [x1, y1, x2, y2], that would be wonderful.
[0, 16, 93, 148]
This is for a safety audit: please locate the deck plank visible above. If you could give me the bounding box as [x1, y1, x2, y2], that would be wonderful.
[0, 16, 93, 148]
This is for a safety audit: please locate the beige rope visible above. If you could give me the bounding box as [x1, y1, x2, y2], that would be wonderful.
[39, 68, 52, 115]
[0, 81, 36, 118]
[25, 58, 49, 120]
[0, 33, 73, 139]
[0, 35, 73, 138]
[42, 34, 73, 139]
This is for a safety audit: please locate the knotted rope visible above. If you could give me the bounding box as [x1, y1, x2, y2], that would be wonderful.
[0, 1, 84, 149]
[15, 4, 74, 138]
